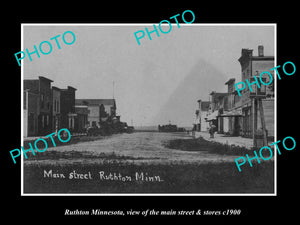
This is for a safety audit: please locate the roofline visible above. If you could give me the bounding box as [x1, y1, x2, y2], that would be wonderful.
[38, 76, 53, 83]
[75, 99, 116, 106]
[210, 91, 227, 95]
[225, 78, 235, 85]
[52, 86, 61, 91]
[67, 86, 77, 91]
[251, 56, 274, 61]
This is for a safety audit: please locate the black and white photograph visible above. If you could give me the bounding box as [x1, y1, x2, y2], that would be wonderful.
[4, 5, 298, 224]
[21, 24, 276, 195]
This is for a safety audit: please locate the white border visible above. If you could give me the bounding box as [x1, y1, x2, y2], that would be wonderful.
[21, 23, 277, 196]
[21, 24, 24, 195]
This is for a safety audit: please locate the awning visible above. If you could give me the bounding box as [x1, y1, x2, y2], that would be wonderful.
[219, 109, 243, 117]
[206, 110, 219, 121]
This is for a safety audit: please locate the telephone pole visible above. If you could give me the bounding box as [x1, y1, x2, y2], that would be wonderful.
[112, 81, 115, 99]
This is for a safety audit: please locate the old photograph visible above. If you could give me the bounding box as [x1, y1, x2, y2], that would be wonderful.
[21, 24, 276, 195]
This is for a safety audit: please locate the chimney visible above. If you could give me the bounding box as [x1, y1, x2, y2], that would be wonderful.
[258, 45, 264, 57]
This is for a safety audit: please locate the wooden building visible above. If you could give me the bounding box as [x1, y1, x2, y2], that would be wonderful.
[60, 86, 77, 132]
[75, 99, 116, 127]
[198, 45, 275, 146]
[24, 76, 53, 136]
[195, 100, 210, 132]
[237, 45, 275, 140]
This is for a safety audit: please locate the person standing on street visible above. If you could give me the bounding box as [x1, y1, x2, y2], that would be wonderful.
[209, 123, 216, 138]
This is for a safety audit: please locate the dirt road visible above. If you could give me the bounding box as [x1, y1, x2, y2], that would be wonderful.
[24, 132, 238, 165]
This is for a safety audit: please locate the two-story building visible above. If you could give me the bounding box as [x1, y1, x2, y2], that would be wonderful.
[218, 78, 243, 136]
[237, 45, 274, 140]
[24, 76, 80, 137]
[23, 89, 39, 137]
[60, 86, 77, 132]
[52, 86, 61, 134]
[193, 45, 274, 145]
[207, 91, 227, 132]
[24, 76, 53, 136]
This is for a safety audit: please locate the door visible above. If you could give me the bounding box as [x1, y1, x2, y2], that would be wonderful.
[233, 117, 240, 136]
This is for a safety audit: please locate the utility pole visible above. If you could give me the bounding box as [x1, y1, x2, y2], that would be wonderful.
[258, 98, 268, 146]
[253, 98, 258, 148]
[253, 97, 267, 148]
[112, 81, 115, 99]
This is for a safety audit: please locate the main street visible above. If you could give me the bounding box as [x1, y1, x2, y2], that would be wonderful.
[24, 132, 238, 165]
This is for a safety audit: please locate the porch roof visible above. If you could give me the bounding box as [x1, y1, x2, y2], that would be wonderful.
[206, 110, 219, 121]
[219, 109, 243, 117]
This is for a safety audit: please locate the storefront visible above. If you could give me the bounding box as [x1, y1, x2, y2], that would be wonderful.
[219, 109, 243, 136]
[206, 110, 219, 130]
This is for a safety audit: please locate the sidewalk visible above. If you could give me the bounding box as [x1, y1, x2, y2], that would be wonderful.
[194, 131, 254, 149]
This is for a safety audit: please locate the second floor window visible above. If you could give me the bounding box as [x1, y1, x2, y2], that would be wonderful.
[54, 100, 56, 112]
[57, 100, 60, 113]
[41, 94, 45, 108]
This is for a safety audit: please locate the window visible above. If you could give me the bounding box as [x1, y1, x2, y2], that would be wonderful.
[41, 94, 45, 108]
[23, 92, 27, 109]
[54, 100, 56, 112]
[41, 115, 44, 128]
[29, 113, 34, 132]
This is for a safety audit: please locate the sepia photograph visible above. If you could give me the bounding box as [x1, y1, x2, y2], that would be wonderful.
[21, 24, 276, 195]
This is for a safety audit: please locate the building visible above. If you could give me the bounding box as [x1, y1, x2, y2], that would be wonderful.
[75, 99, 116, 127]
[24, 76, 53, 136]
[218, 78, 243, 136]
[23, 89, 39, 137]
[193, 45, 274, 146]
[24, 76, 84, 136]
[52, 86, 61, 134]
[195, 100, 210, 132]
[75, 105, 89, 132]
[208, 91, 227, 132]
[237, 45, 275, 140]
[60, 86, 77, 132]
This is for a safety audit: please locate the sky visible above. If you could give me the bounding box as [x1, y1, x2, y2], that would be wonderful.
[23, 24, 275, 127]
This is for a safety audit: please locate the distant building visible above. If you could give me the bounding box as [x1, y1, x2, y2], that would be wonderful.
[24, 76, 53, 136]
[75, 105, 89, 132]
[75, 99, 116, 127]
[218, 78, 243, 136]
[195, 100, 210, 132]
[207, 91, 227, 132]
